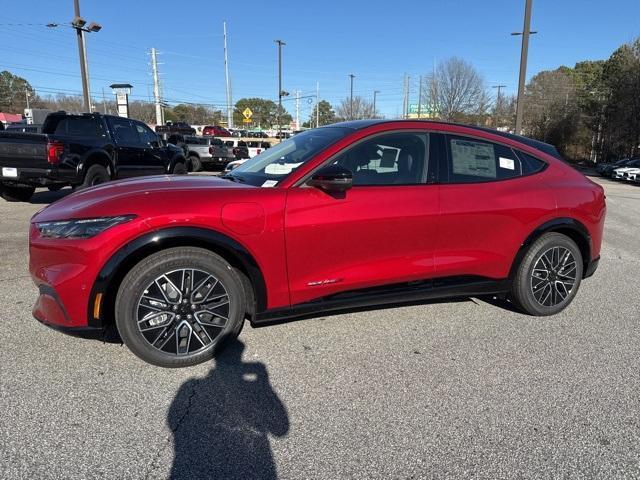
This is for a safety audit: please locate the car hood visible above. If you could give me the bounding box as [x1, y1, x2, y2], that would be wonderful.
[32, 175, 256, 222]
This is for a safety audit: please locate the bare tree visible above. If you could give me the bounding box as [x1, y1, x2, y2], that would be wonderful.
[335, 96, 375, 121]
[421, 57, 490, 122]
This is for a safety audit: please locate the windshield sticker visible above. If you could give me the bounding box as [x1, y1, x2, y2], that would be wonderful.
[262, 180, 278, 187]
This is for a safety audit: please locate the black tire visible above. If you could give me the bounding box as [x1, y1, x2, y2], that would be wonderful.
[80, 164, 110, 189]
[510, 232, 583, 316]
[189, 155, 202, 173]
[172, 162, 188, 175]
[0, 184, 35, 202]
[115, 247, 246, 368]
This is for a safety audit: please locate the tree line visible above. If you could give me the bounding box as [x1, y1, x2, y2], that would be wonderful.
[2, 36, 638, 160]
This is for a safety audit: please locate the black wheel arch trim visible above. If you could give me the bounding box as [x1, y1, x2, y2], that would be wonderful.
[509, 217, 592, 280]
[87, 226, 267, 328]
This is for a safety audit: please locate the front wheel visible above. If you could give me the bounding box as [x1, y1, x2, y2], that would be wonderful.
[115, 247, 246, 368]
[510, 232, 583, 316]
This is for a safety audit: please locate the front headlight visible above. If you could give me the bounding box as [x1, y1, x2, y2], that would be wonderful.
[36, 215, 136, 239]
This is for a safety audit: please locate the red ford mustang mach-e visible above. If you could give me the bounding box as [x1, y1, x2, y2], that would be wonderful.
[29, 120, 606, 367]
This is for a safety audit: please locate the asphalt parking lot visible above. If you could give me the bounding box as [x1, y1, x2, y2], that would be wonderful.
[0, 175, 638, 479]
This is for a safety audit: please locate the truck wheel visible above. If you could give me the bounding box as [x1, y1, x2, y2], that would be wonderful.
[0, 184, 35, 202]
[172, 162, 188, 175]
[189, 156, 202, 172]
[80, 165, 110, 189]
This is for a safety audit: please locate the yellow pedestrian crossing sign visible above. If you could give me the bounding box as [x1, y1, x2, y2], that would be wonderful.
[242, 108, 253, 119]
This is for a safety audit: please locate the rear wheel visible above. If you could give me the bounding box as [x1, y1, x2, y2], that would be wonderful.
[510, 232, 583, 316]
[115, 247, 246, 368]
[172, 162, 188, 175]
[80, 164, 110, 189]
[0, 184, 35, 202]
[189, 155, 202, 172]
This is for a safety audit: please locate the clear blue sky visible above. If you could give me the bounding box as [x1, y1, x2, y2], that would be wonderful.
[0, 0, 638, 120]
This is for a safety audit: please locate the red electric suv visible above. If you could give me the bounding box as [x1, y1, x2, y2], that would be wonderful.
[29, 120, 606, 367]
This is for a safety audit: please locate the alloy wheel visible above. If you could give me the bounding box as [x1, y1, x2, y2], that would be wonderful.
[530, 246, 577, 307]
[136, 268, 230, 356]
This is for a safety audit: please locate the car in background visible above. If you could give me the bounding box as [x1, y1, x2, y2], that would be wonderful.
[155, 121, 196, 136]
[183, 135, 234, 171]
[0, 112, 188, 201]
[202, 125, 231, 137]
[612, 158, 640, 180]
[221, 139, 250, 160]
[29, 119, 605, 367]
[246, 140, 272, 158]
[598, 158, 634, 177]
[224, 157, 249, 172]
[250, 131, 269, 138]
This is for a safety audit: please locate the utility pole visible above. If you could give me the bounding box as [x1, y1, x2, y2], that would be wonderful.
[403, 74, 411, 119]
[373, 90, 380, 119]
[25, 90, 30, 110]
[512, 0, 536, 134]
[402, 75, 407, 119]
[151, 48, 163, 125]
[101, 87, 107, 114]
[316, 81, 320, 128]
[275, 39, 285, 139]
[492, 84, 506, 128]
[295, 90, 300, 130]
[349, 74, 355, 120]
[73, 0, 91, 112]
[223, 21, 233, 129]
[417, 75, 423, 118]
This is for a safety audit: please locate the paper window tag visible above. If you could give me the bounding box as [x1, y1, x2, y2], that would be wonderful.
[262, 180, 278, 187]
[499, 157, 515, 170]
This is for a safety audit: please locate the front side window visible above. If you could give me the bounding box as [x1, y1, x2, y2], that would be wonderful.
[330, 132, 429, 186]
[447, 135, 521, 183]
[227, 127, 351, 187]
[109, 118, 140, 146]
[135, 123, 158, 146]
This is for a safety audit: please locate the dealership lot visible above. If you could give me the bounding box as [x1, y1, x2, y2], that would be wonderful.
[0, 176, 638, 479]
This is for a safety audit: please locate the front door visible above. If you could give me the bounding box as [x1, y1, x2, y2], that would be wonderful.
[284, 131, 440, 305]
[107, 117, 144, 178]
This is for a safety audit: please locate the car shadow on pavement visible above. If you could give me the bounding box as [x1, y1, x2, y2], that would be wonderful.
[29, 188, 73, 204]
[168, 339, 289, 480]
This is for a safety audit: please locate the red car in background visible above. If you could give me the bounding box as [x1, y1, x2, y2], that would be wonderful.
[202, 125, 231, 137]
[29, 120, 606, 367]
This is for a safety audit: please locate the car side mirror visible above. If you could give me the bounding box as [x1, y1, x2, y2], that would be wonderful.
[308, 165, 353, 192]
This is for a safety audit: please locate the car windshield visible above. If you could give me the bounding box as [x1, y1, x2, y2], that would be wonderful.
[225, 127, 351, 186]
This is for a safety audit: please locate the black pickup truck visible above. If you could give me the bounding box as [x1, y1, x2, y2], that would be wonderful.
[155, 121, 196, 136]
[0, 112, 188, 202]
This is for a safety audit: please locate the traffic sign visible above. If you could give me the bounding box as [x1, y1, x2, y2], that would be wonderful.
[242, 107, 253, 119]
[242, 118, 252, 123]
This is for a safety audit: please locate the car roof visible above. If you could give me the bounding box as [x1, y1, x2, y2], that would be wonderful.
[328, 119, 563, 160]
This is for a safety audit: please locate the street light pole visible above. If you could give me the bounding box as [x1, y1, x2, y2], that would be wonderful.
[373, 90, 380, 119]
[513, 0, 536, 135]
[275, 39, 285, 139]
[492, 84, 506, 128]
[349, 74, 355, 120]
[73, 0, 92, 112]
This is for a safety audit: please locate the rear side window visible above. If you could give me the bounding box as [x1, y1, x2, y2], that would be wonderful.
[515, 151, 547, 175]
[446, 135, 521, 183]
[52, 117, 105, 137]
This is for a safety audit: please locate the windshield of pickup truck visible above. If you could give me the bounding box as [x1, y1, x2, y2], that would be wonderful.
[225, 127, 350, 187]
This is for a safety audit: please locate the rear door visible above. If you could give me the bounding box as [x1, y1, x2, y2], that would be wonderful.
[284, 130, 439, 305]
[435, 133, 554, 280]
[107, 117, 144, 178]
